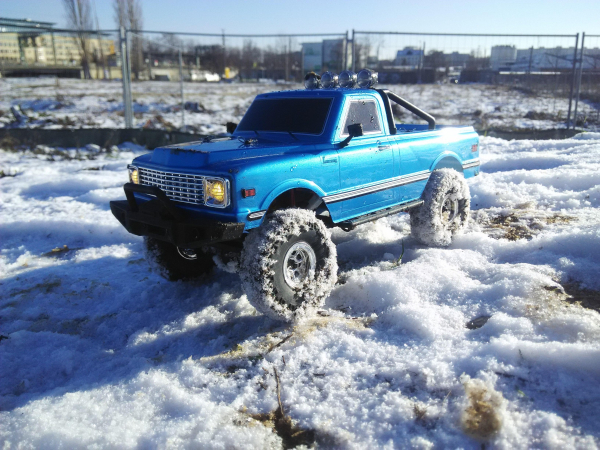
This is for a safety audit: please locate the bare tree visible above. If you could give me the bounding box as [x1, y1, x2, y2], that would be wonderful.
[63, 0, 93, 79]
[113, 0, 143, 79]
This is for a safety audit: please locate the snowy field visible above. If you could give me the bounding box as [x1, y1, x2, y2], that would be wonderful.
[1, 133, 600, 449]
[1, 78, 598, 134]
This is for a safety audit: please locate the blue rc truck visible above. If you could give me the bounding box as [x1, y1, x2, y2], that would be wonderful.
[110, 69, 480, 321]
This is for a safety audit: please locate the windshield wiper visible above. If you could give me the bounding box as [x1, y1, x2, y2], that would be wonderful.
[287, 131, 299, 141]
[253, 130, 260, 137]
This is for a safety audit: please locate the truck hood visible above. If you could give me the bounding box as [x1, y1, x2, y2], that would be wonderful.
[146, 137, 310, 170]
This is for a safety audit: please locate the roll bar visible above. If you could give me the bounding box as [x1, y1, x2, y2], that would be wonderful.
[376, 89, 436, 132]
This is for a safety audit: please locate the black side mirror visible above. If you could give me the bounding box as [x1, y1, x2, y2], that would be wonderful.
[226, 122, 238, 134]
[347, 123, 364, 137]
[339, 123, 363, 148]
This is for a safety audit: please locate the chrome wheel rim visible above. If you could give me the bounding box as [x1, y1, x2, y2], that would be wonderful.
[283, 241, 316, 289]
[440, 194, 459, 226]
[177, 247, 197, 260]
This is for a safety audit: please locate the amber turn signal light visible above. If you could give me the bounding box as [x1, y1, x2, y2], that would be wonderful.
[242, 188, 256, 198]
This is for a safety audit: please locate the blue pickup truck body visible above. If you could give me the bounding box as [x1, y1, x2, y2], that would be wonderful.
[111, 87, 479, 247]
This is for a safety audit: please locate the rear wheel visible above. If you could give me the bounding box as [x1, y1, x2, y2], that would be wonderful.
[143, 237, 215, 281]
[239, 209, 337, 322]
[409, 169, 470, 247]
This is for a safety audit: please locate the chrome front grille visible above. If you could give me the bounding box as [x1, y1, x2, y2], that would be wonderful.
[138, 167, 205, 205]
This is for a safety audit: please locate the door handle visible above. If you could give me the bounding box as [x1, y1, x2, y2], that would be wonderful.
[377, 145, 391, 151]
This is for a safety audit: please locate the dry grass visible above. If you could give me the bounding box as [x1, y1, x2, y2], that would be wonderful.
[478, 209, 576, 241]
[461, 379, 504, 440]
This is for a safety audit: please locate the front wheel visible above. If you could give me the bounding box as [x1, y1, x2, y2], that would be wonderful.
[239, 209, 338, 322]
[409, 169, 470, 247]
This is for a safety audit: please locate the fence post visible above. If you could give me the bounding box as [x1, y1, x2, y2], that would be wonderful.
[286, 37, 290, 81]
[566, 33, 579, 130]
[351, 29, 356, 72]
[119, 27, 133, 129]
[573, 32, 585, 129]
[179, 45, 185, 131]
[222, 30, 226, 78]
[343, 31, 348, 71]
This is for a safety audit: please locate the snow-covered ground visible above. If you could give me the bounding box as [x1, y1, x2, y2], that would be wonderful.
[1, 78, 598, 133]
[1, 134, 600, 448]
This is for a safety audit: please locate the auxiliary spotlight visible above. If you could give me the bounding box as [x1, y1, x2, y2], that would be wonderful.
[320, 71, 339, 88]
[357, 68, 378, 88]
[304, 72, 321, 89]
[338, 70, 357, 88]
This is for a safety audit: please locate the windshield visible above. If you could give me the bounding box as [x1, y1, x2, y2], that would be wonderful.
[237, 98, 333, 135]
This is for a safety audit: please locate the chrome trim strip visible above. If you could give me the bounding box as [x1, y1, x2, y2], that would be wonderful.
[462, 158, 481, 170]
[323, 171, 430, 204]
[247, 210, 266, 221]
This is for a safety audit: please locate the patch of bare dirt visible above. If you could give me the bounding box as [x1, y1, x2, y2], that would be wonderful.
[475, 209, 576, 241]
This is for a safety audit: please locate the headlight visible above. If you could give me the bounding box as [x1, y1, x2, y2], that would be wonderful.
[204, 177, 230, 208]
[128, 165, 139, 184]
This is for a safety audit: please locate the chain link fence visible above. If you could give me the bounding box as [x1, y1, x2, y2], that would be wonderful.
[1, 22, 598, 131]
[352, 31, 585, 127]
[119, 30, 348, 131]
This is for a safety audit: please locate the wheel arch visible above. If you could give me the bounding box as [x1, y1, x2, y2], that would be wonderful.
[430, 152, 464, 173]
[260, 179, 330, 215]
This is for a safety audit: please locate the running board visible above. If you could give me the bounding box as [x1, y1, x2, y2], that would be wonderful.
[337, 199, 424, 231]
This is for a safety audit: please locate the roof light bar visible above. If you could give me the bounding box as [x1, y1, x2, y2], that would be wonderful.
[303, 69, 376, 89]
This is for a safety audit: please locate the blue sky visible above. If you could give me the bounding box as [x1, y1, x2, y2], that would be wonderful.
[2, 0, 599, 36]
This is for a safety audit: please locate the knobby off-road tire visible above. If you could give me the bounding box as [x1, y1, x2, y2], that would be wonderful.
[239, 209, 338, 322]
[143, 237, 215, 281]
[410, 168, 470, 247]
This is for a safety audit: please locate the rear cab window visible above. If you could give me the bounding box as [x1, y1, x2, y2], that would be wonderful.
[340, 98, 383, 137]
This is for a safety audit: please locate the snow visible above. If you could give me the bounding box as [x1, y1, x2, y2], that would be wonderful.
[1, 78, 598, 132]
[1, 133, 600, 448]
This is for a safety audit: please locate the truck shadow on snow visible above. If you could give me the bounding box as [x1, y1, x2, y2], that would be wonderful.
[0, 254, 281, 412]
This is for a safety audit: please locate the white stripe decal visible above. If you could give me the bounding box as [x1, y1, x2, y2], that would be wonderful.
[323, 171, 430, 204]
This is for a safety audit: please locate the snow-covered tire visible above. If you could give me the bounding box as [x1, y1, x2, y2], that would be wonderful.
[410, 169, 470, 247]
[239, 209, 338, 322]
[143, 237, 215, 281]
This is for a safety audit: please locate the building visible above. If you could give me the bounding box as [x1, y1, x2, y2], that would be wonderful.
[302, 42, 322, 73]
[394, 47, 423, 69]
[447, 51, 471, 69]
[490, 45, 517, 70]
[0, 17, 116, 78]
[322, 38, 345, 73]
[0, 32, 19, 63]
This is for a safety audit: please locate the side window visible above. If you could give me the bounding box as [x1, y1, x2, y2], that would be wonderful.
[342, 100, 382, 135]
